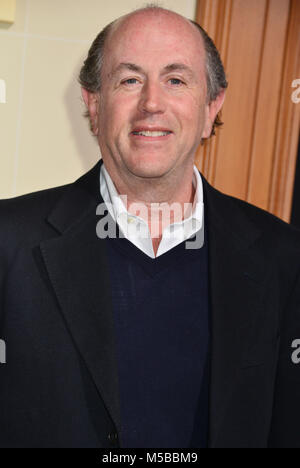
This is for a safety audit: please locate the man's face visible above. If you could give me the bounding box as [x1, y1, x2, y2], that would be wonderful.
[86, 12, 223, 181]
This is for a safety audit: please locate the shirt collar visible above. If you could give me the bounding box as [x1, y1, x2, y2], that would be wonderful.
[100, 162, 203, 226]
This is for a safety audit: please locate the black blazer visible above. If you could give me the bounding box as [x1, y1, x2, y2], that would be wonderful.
[0, 160, 299, 448]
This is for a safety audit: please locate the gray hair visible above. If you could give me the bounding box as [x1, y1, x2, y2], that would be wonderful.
[79, 6, 228, 138]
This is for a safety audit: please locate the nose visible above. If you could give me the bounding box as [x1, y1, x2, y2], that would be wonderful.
[138, 80, 166, 115]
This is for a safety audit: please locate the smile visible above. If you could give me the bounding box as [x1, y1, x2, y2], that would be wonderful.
[131, 130, 172, 138]
[132, 131, 172, 137]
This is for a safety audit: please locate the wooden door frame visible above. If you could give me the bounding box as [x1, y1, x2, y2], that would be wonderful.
[195, 0, 300, 222]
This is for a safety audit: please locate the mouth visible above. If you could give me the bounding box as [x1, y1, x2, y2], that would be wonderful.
[130, 128, 173, 140]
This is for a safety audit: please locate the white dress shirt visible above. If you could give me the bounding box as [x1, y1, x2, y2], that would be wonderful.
[99, 162, 204, 258]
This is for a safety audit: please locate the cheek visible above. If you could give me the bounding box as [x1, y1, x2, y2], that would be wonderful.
[100, 95, 135, 135]
[190, 95, 208, 128]
[177, 99, 206, 134]
[98, 105, 121, 138]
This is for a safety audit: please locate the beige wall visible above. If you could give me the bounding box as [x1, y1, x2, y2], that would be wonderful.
[0, 0, 196, 198]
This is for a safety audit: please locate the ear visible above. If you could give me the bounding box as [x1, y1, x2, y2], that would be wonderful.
[81, 87, 100, 135]
[202, 89, 226, 139]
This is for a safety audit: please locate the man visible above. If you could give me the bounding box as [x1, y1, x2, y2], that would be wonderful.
[0, 6, 299, 448]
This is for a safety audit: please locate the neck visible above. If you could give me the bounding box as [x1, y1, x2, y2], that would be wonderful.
[103, 160, 196, 254]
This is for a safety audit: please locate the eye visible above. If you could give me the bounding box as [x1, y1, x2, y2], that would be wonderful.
[169, 78, 185, 86]
[121, 78, 139, 85]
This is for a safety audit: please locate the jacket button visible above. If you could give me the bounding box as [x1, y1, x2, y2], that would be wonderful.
[108, 432, 118, 444]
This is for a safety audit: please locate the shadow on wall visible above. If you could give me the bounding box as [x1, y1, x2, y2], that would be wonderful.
[0, 22, 11, 29]
[64, 55, 101, 174]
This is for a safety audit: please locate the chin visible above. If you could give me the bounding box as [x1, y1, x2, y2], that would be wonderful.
[126, 159, 173, 179]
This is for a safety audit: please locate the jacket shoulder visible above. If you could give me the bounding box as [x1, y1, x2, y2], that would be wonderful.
[0, 184, 72, 262]
[205, 183, 300, 293]
[230, 194, 300, 247]
[0, 183, 72, 228]
[205, 179, 300, 249]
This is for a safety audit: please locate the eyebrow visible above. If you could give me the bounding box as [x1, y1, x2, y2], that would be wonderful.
[110, 63, 144, 78]
[110, 62, 195, 79]
[163, 63, 195, 78]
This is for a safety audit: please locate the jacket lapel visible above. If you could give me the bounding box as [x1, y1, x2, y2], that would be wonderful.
[202, 178, 270, 447]
[40, 161, 121, 434]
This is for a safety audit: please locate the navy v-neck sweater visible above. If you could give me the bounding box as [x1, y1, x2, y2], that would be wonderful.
[105, 229, 210, 448]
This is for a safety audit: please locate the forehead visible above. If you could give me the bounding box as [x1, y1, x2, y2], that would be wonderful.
[104, 11, 205, 74]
